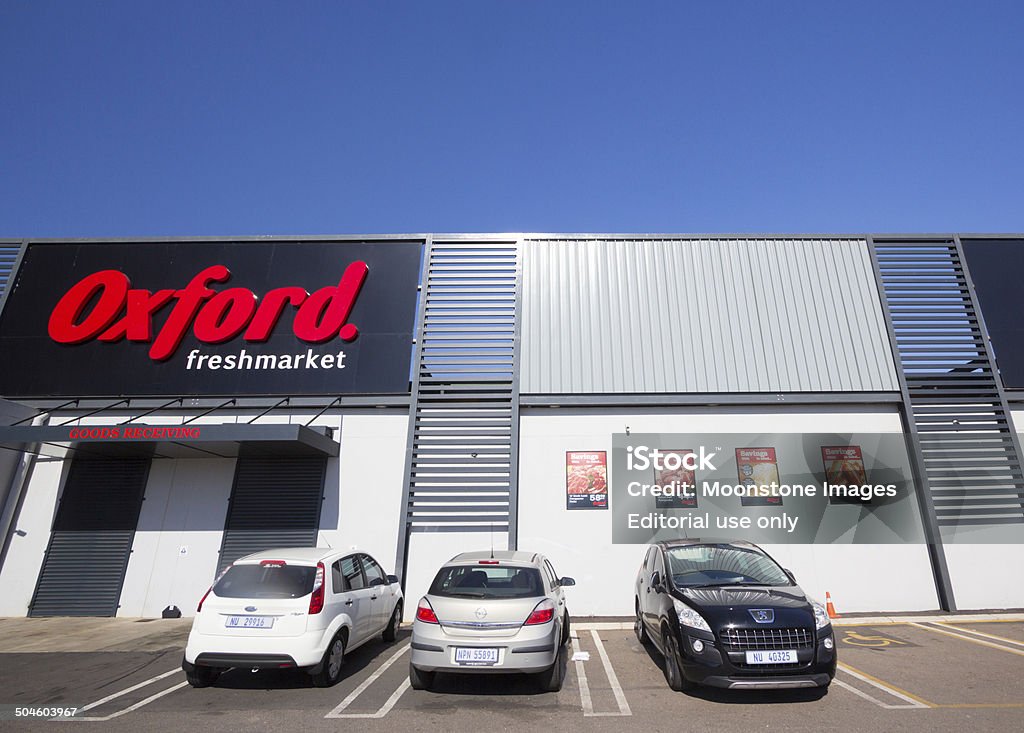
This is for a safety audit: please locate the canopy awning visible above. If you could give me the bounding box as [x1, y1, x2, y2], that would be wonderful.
[0, 422, 339, 459]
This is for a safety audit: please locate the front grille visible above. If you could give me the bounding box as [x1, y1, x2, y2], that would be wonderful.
[719, 627, 814, 651]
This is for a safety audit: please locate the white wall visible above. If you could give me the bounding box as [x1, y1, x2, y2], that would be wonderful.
[317, 411, 409, 579]
[119, 458, 235, 617]
[0, 455, 68, 616]
[517, 405, 942, 616]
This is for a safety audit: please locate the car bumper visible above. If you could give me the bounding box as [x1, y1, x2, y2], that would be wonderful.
[183, 628, 330, 669]
[677, 628, 837, 689]
[410, 619, 561, 674]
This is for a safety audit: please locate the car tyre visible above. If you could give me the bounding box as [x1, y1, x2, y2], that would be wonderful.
[409, 663, 434, 691]
[634, 600, 648, 645]
[185, 665, 223, 688]
[536, 643, 567, 692]
[662, 626, 694, 692]
[560, 611, 571, 646]
[311, 632, 346, 688]
[382, 601, 402, 642]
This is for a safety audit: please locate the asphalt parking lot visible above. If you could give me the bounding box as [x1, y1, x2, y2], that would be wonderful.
[2, 615, 1023, 732]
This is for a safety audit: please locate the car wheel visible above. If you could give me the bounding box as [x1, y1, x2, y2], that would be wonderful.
[311, 632, 346, 687]
[560, 611, 571, 646]
[185, 665, 223, 688]
[662, 626, 693, 692]
[382, 601, 402, 642]
[408, 663, 434, 691]
[536, 643, 567, 692]
[634, 600, 648, 644]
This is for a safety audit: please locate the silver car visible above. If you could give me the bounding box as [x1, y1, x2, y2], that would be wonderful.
[409, 550, 575, 692]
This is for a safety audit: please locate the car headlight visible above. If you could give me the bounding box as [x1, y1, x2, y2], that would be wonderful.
[673, 599, 711, 633]
[812, 601, 831, 630]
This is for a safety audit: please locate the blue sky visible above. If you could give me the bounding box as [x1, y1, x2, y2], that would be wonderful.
[1, 1, 1022, 237]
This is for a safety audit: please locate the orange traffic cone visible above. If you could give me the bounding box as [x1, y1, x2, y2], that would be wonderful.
[825, 591, 839, 619]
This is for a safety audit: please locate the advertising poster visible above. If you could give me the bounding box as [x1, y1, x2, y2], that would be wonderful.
[653, 449, 699, 509]
[566, 451, 608, 510]
[736, 447, 783, 507]
[822, 445, 869, 504]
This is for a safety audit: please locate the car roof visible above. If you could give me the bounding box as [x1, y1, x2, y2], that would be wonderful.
[447, 550, 542, 566]
[233, 547, 345, 565]
[654, 539, 761, 551]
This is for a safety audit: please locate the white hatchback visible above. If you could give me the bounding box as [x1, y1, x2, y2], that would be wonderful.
[183, 547, 403, 687]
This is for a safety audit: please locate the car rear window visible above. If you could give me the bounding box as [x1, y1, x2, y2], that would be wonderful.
[214, 564, 317, 599]
[429, 565, 543, 599]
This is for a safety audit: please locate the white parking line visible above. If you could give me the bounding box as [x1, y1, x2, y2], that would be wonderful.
[573, 630, 631, 717]
[936, 622, 1024, 648]
[589, 630, 631, 716]
[910, 623, 1024, 657]
[51, 667, 186, 722]
[324, 643, 411, 718]
[836, 664, 930, 709]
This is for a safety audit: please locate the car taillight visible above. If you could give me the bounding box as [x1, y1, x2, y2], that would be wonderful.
[478, 560, 499, 565]
[525, 599, 556, 625]
[416, 598, 438, 624]
[260, 559, 287, 567]
[309, 562, 325, 615]
[196, 586, 212, 613]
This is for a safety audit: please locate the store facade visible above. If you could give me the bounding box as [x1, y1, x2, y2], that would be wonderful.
[0, 235, 1021, 619]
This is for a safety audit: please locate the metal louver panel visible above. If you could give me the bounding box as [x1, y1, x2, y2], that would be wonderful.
[217, 456, 327, 573]
[29, 457, 151, 617]
[396, 239, 522, 569]
[870, 238, 1024, 534]
[0, 242, 23, 306]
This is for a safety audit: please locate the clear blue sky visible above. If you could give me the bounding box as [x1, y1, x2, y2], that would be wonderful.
[1, 1, 1022, 237]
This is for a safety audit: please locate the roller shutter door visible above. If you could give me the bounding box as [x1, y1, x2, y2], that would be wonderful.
[29, 457, 151, 617]
[217, 456, 327, 573]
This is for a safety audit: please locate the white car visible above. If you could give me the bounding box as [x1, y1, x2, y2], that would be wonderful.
[183, 547, 403, 688]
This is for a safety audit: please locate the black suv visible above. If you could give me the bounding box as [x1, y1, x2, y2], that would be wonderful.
[635, 539, 836, 691]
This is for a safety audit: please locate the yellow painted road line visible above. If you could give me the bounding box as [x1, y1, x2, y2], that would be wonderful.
[910, 622, 1024, 657]
[936, 622, 1024, 649]
[832, 677, 923, 710]
[837, 663, 933, 708]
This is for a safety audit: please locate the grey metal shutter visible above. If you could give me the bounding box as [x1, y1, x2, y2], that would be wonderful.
[29, 457, 151, 617]
[217, 456, 327, 573]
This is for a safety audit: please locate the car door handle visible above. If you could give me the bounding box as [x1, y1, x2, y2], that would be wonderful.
[371, 595, 378, 600]
[344, 600, 353, 606]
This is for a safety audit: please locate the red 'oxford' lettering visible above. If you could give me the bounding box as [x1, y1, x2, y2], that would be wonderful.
[47, 262, 369, 360]
[49, 270, 130, 344]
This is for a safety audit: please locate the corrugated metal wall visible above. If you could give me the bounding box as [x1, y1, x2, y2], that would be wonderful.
[521, 238, 898, 393]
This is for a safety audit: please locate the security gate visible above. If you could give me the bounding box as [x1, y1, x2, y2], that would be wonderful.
[29, 457, 151, 617]
[217, 456, 327, 573]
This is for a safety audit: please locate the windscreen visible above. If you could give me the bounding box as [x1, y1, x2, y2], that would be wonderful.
[214, 564, 317, 599]
[429, 565, 543, 599]
[665, 545, 791, 588]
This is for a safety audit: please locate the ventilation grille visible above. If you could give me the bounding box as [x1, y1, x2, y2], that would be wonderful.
[403, 241, 521, 534]
[873, 239, 1024, 527]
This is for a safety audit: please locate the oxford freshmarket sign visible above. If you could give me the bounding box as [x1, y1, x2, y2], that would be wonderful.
[0, 240, 422, 397]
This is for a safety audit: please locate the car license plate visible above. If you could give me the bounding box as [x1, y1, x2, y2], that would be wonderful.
[745, 649, 797, 664]
[225, 615, 274, 629]
[454, 647, 499, 665]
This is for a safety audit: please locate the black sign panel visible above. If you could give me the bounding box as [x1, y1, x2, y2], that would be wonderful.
[0, 241, 421, 397]
[962, 239, 1024, 389]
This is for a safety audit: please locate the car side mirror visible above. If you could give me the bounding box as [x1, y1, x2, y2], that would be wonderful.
[559, 577, 576, 587]
[387, 574, 400, 585]
[651, 571, 662, 590]
[369, 577, 385, 587]
[784, 568, 796, 583]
